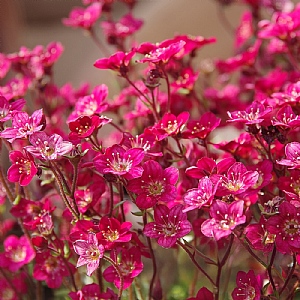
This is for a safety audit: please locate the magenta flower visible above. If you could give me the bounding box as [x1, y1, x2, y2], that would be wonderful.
[137, 40, 186, 65]
[214, 162, 259, 196]
[266, 201, 300, 254]
[69, 284, 118, 300]
[93, 144, 144, 180]
[201, 200, 246, 241]
[25, 131, 73, 160]
[94, 50, 136, 76]
[183, 176, 218, 212]
[0, 96, 25, 123]
[63, 3, 102, 30]
[0, 53, 11, 79]
[143, 205, 192, 248]
[182, 111, 221, 140]
[272, 105, 300, 128]
[73, 233, 104, 276]
[0, 109, 45, 142]
[0, 235, 35, 272]
[7, 150, 37, 186]
[187, 287, 214, 300]
[33, 251, 75, 288]
[67, 84, 109, 122]
[127, 160, 179, 209]
[232, 270, 261, 300]
[0, 77, 31, 100]
[96, 216, 132, 249]
[103, 246, 143, 289]
[277, 142, 300, 169]
[151, 111, 189, 141]
[227, 101, 272, 125]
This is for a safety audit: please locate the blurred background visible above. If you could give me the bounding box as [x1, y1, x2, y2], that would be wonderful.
[1, 0, 246, 89]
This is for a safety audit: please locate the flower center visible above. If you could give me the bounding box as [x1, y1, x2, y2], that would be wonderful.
[148, 181, 164, 196]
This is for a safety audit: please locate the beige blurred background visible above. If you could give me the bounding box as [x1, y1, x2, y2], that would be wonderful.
[1, 0, 247, 89]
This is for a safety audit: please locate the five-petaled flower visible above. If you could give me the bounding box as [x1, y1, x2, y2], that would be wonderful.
[277, 142, 300, 169]
[73, 232, 105, 276]
[201, 200, 246, 241]
[93, 144, 144, 180]
[127, 160, 179, 209]
[143, 204, 192, 248]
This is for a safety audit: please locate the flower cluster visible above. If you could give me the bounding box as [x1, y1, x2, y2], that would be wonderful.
[1, 0, 300, 299]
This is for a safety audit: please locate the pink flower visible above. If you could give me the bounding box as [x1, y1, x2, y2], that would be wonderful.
[213, 162, 259, 196]
[201, 200, 246, 240]
[0, 77, 31, 100]
[96, 217, 132, 249]
[143, 205, 192, 248]
[171, 67, 199, 92]
[7, 150, 37, 186]
[0, 96, 26, 123]
[183, 176, 218, 212]
[63, 3, 102, 30]
[272, 105, 300, 128]
[151, 112, 189, 141]
[25, 131, 73, 160]
[73, 233, 104, 276]
[69, 284, 118, 300]
[187, 287, 214, 300]
[67, 84, 109, 122]
[103, 246, 143, 289]
[0, 109, 45, 142]
[94, 50, 136, 76]
[266, 201, 300, 254]
[136, 40, 186, 65]
[0, 235, 35, 272]
[232, 270, 261, 300]
[277, 142, 300, 168]
[33, 251, 75, 288]
[93, 144, 144, 180]
[227, 101, 272, 125]
[182, 112, 221, 140]
[0, 53, 11, 79]
[127, 160, 179, 209]
[235, 11, 253, 49]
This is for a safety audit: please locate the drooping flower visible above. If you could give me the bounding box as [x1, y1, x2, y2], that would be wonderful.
[0, 109, 45, 142]
[201, 200, 246, 241]
[93, 144, 144, 180]
[63, 3, 102, 30]
[143, 204, 192, 248]
[73, 232, 104, 276]
[103, 246, 143, 289]
[25, 131, 73, 160]
[277, 142, 300, 169]
[232, 270, 261, 300]
[7, 150, 37, 186]
[266, 201, 300, 254]
[0, 235, 35, 272]
[127, 160, 178, 209]
[183, 176, 219, 212]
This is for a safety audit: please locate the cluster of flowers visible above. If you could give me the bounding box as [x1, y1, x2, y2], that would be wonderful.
[1, 0, 300, 298]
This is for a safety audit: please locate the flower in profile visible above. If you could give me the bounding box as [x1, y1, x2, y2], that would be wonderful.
[143, 204, 192, 248]
[227, 101, 272, 125]
[0, 109, 45, 143]
[127, 160, 179, 209]
[93, 144, 144, 180]
[0, 96, 26, 123]
[0, 235, 35, 272]
[183, 176, 218, 212]
[201, 200, 246, 241]
[7, 150, 37, 186]
[25, 131, 73, 160]
[0, 53, 11, 79]
[63, 3, 102, 30]
[277, 142, 300, 169]
[187, 287, 214, 300]
[232, 270, 261, 300]
[272, 105, 300, 128]
[94, 50, 136, 76]
[73, 233, 104, 276]
[266, 201, 300, 254]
